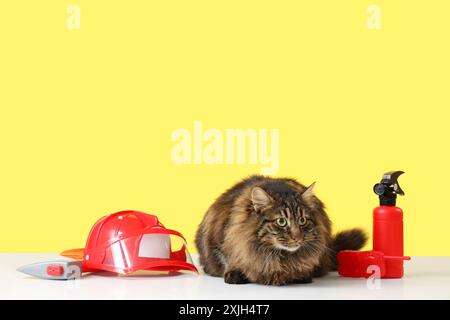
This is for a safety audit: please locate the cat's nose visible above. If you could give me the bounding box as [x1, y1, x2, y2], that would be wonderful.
[291, 229, 303, 242]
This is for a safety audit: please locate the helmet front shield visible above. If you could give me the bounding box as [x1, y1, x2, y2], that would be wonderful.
[99, 231, 198, 274]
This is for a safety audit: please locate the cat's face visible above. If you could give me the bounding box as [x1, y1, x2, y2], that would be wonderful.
[250, 183, 329, 254]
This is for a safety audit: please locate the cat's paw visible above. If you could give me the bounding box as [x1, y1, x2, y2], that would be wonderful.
[257, 273, 290, 286]
[292, 277, 313, 284]
[264, 278, 289, 286]
[224, 270, 249, 284]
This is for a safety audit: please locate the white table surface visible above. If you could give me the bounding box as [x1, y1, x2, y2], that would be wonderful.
[1, 254, 449, 300]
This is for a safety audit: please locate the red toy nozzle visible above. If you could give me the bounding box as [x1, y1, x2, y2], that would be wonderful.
[384, 256, 411, 261]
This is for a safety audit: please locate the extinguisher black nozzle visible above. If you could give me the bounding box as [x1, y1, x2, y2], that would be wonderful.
[373, 183, 386, 196]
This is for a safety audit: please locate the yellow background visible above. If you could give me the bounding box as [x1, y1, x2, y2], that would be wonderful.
[1, 1, 449, 255]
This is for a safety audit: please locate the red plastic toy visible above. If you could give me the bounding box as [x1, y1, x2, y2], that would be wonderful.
[338, 171, 411, 279]
[61, 210, 199, 275]
[18, 210, 198, 279]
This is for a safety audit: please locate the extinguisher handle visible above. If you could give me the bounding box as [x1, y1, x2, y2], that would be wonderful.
[374, 171, 405, 206]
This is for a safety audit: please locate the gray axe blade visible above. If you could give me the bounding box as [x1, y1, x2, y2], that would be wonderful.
[17, 260, 83, 280]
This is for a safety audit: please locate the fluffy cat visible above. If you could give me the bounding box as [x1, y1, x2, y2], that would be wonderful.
[195, 175, 367, 285]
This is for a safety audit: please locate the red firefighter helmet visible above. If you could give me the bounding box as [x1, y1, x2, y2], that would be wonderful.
[61, 210, 198, 275]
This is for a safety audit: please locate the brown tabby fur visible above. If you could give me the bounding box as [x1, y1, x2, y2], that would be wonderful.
[195, 175, 366, 285]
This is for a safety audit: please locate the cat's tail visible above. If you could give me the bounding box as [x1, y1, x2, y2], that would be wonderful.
[329, 228, 368, 271]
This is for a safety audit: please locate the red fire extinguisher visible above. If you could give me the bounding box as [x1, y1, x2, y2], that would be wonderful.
[372, 171, 408, 278]
[338, 171, 410, 278]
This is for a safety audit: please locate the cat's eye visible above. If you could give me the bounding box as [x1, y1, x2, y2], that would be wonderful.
[302, 220, 315, 232]
[299, 216, 307, 226]
[276, 218, 287, 227]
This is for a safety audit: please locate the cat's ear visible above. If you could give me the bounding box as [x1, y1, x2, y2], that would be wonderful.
[251, 187, 273, 212]
[301, 182, 316, 203]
